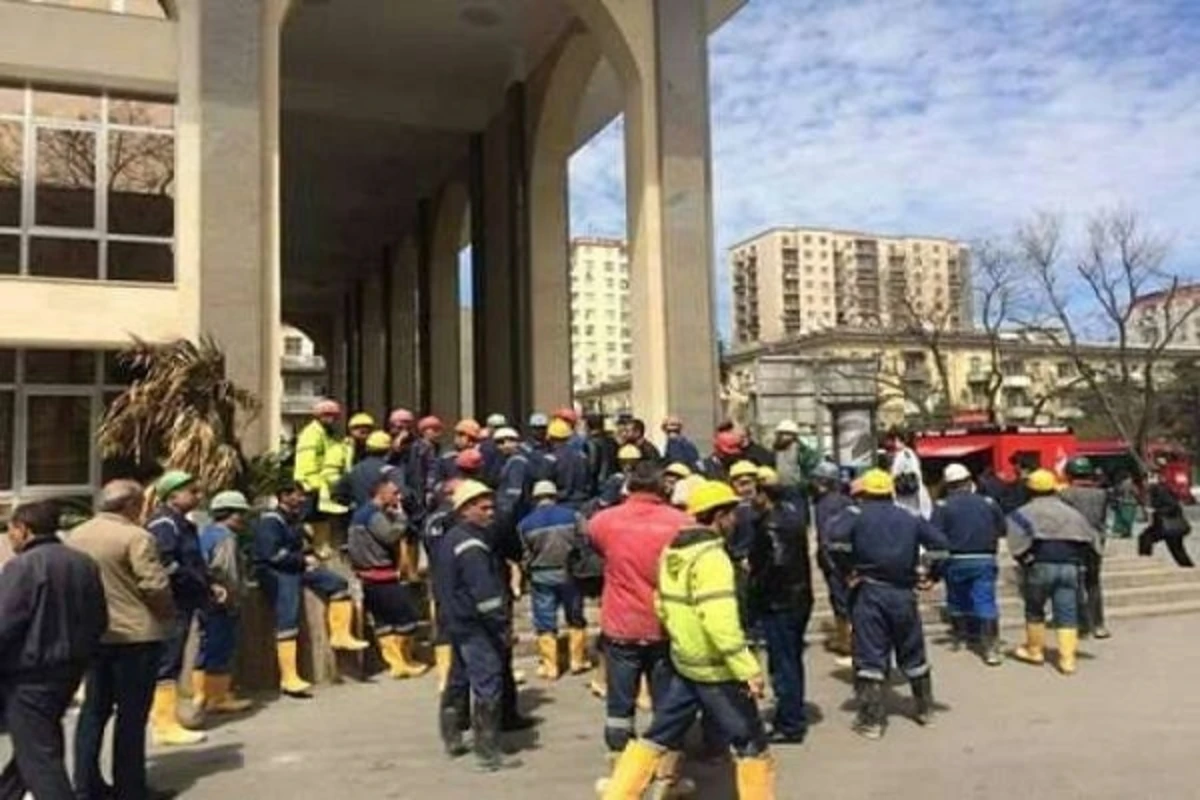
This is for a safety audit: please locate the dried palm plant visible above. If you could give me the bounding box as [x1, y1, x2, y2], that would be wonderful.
[97, 336, 260, 492]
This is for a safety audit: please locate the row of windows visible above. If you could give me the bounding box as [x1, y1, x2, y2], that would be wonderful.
[15, 0, 167, 16]
[0, 85, 176, 282]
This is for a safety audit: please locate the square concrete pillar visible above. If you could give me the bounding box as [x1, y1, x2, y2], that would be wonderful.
[177, 0, 285, 451]
[389, 237, 420, 411]
[623, 0, 720, 434]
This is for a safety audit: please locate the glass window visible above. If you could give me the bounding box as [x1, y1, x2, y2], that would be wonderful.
[107, 240, 172, 282]
[108, 131, 174, 236]
[0, 391, 11, 490]
[32, 90, 101, 123]
[25, 349, 94, 384]
[29, 236, 98, 279]
[0, 350, 14, 382]
[108, 97, 173, 128]
[0, 235, 18, 274]
[36, 127, 97, 228]
[25, 394, 92, 485]
[284, 336, 302, 356]
[0, 120, 21, 225]
[0, 86, 23, 116]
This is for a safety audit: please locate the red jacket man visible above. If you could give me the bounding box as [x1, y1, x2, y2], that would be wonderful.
[587, 463, 689, 758]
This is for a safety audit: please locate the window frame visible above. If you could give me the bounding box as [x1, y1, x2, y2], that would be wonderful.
[0, 85, 176, 284]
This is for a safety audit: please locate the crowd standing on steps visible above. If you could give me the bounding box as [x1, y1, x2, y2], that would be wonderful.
[0, 395, 1189, 799]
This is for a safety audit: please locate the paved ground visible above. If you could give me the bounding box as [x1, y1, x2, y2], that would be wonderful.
[3, 611, 1193, 799]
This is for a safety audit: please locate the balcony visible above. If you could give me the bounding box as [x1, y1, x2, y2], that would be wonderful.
[281, 353, 327, 373]
[1007, 405, 1035, 420]
[903, 365, 931, 384]
[1056, 406, 1085, 420]
[967, 370, 990, 385]
[1002, 373, 1031, 389]
[281, 395, 322, 415]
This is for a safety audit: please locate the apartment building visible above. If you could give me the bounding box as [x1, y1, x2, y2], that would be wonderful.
[570, 237, 632, 392]
[730, 227, 972, 345]
[1131, 284, 1200, 348]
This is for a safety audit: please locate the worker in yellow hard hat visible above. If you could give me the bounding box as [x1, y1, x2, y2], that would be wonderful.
[595, 444, 642, 511]
[346, 412, 376, 463]
[333, 430, 399, 511]
[543, 417, 591, 510]
[662, 462, 693, 497]
[825, 469, 949, 740]
[1008, 468, 1103, 676]
[600, 480, 775, 799]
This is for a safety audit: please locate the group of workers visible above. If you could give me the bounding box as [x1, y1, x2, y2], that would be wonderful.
[0, 395, 1138, 800]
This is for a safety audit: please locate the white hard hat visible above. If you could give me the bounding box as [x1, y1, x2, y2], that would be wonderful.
[493, 426, 520, 441]
[943, 463, 972, 483]
[532, 480, 558, 499]
[774, 419, 801, 436]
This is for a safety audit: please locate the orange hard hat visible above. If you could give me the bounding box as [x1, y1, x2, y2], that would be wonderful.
[454, 418, 482, 439]
[554, 406, 578, 425]
[456, 447, 484, 471]
[418, 415, 443, 433]
[714, 430, 743, 456]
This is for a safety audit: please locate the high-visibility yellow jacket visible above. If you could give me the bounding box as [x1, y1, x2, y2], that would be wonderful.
[655, 527, 761, 684]
[294, 420, 348, 514]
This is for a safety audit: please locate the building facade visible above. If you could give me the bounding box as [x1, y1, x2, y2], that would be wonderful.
[570, 237, 631, 391]
[1131, 284, 1200, 348]
[0, 0, 742, 509]
[730, 226, 971, 345]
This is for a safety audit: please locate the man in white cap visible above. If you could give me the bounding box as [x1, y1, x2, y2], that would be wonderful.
[517, 480, 590, 680]
[931, 462, 1006, 665]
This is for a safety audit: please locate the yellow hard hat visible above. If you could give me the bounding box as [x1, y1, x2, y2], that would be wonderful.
[452, 479, 493, 511]
[547, 419, 573, 440]
[1026, 468, 1059, 493]
[618, 444, 642, 461]
[348, 412, 375, 430]
[664, 462, 693, 478]
[728, 460, 760, 481]
[365, 431, 392, 451]
[757, 466, 780, 486]
[860, 468, 895, 496]
[687, 480, 741, 518]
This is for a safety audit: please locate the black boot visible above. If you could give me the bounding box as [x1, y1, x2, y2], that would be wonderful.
[948, 617, 967, 652]
[473, 700, 522, 772]
[911, 673, 934, 726]
[439, 695, 469, 758]
[980, 619, 1002, 666]
[852, 679, 885, 740]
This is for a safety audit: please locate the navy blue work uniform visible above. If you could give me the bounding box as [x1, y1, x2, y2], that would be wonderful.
[664, 435, 701, 470]
[146, 505, 210, 683]
[495, 452, 534, 533]
[408, 439, 440, 519]
[433, 522, 511, 705]
[334, 454, 397, 509]
[594, 472, 626, 512]
[813, 489, 854, 622]
[827, 499, 948, 683]
[542, 443, 591, 510]
[252, 509, 349, 641]
[931, 491, 1005, 625]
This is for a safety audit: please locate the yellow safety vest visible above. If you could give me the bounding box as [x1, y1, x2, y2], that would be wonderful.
[655, 527, 760, 684]
[293, 420, 348, 514]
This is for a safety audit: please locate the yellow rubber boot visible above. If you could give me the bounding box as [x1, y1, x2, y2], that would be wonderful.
[537, 634, 560, 680]
[600, 740, 662, 800]
[396, 635, 430, 677]
[735, 755, 777, 800]
[569, 628, 594, 675]
[191, 669, 207, 711]
[207, 674, 252, 713]
[435, 644, 453, 692]
[1014, 622, 1047, 665]
[276, 640, 313, 697]
[379, 634, 428, 679]
[327, 599, 369, 651]
[150, 683, 206, 746]
[1057, 628, 1079, 675]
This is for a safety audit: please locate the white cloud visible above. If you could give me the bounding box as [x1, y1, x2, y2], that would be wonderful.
[569, 0, 1200, 334]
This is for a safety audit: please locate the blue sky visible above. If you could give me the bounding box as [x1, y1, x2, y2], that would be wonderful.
[567, 0, 1200, 335]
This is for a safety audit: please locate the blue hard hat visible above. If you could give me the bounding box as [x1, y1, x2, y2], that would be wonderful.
[529, 412, 549, 427]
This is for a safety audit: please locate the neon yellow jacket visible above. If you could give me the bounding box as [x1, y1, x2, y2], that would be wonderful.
[294, 420, 348, 514]
[655, 527, 761, 684]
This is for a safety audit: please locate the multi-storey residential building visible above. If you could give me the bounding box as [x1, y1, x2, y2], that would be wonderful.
[1131, 284, 1200, 348]
[570, 237, 632, 392]
[730, 227, 971, 345]
[279, 325, 327, 438]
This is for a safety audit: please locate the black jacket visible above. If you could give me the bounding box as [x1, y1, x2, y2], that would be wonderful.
[747, 499, 813, 614]
[0, 537, 108, 676]
[585, 433, 619, 495]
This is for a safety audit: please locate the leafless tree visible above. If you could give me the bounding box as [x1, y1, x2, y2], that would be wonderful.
[1016, 208, 1200, 459]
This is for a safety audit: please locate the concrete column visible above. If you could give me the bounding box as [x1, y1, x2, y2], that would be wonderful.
[428, 184, 467, 422]
[177, 0, 287, 451]
[389, 236, 419, 411]
[359, 260, 385, 417]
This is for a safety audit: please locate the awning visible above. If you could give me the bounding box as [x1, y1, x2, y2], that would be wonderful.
[916, 441, 990, 459]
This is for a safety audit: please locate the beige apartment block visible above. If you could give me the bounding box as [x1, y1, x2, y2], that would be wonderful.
[0, 0, 746, 509]
[730, 226, 972, 345]
[570, 237, 631, 391]
[1131, 284, 1200, 348]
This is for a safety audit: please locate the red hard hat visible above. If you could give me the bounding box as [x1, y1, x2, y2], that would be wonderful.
[418, 415, 443, 433]
[455, 447, 484, 471]
[388, 408, 414, 428]
[714, 430, 743, 456]
[554, 406, 578, 425]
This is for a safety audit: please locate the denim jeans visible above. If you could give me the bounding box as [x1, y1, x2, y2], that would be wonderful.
[603, 639, 671, 752]
[1023, 562, 1080, 627]
[259, 567, 350, 639]
[74, 642, 163, 800]
[943, 557, 999, 621]
[760, 605, 811, 737]
[156, 608, 197, 682]
[196, 607, 238, 674]
[530, 580, 585, 634]
[642, 667, 768, 758]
